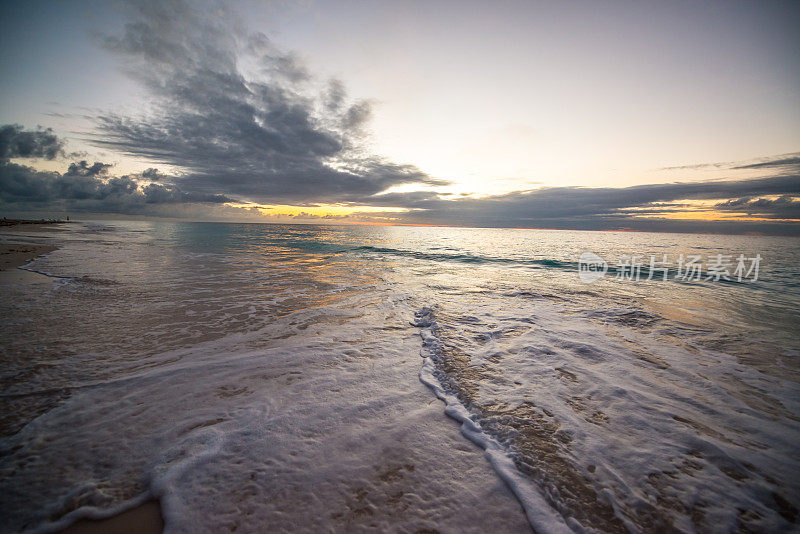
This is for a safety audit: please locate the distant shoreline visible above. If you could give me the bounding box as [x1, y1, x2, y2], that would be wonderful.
[1, 218, 72, 227]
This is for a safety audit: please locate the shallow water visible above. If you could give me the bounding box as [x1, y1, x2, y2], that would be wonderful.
[1, 221, 798, 533]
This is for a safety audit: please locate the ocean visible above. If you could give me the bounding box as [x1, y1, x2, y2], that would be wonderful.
[1, 221, 798, 533]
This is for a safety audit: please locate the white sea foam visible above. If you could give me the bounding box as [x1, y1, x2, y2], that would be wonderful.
[415, 307, 573, 534]
[2, 221, 798, 533]
[409, 287, 800, 532]
[1, 227, 531, 533]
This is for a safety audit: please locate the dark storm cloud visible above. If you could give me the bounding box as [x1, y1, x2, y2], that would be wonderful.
[381, 174, 800, 234]
[0, 124, 236, 215]
[91, 0, 439, 204]
[142, 183, 233, 204]
[0, 157, 234, 215]
[66, 160, 112, 177]
[0, 124, 64, 161]
[714, 195, 800, 219]
[141, 167, 163, 180]
[377, 174, 800, 213]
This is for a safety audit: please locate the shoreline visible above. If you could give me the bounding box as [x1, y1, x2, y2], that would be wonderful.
[0, 220, 532, 533]
[0, 218, 71, 227]
[0, 220, 67, 271]
[4, 220, 161, 534]
[0, 243, 58, 271]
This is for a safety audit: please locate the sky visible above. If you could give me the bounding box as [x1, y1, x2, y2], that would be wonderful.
[0, 0, 799, 233]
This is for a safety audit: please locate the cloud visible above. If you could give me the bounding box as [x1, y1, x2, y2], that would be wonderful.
[0, 124, 64, 161]
[142, 183, 234, 204]
[2, 0, 798, 235]
[0, 125, 238, 216]
[2, 121, 798, 234]
[379, 174, 800, 234]
[91, 0, 440, 205]
[141, 167, 163, 180]
[732, 154, 800, 170]
[375, 174, 800, 213]
[660, 152, 800, 172]
[66, 160, 112, 177]
[714, 195, 800, 219]
[0, 158, 234, 215]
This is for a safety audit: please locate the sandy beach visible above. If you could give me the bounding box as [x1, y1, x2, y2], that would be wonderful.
[1, 223, 162, 534]
[59, 502, 163, 534]
[0, 220, 67, 271]
[1, 220, 798, 533]
[0, 221, 534, 534]
[0, 242, 57, 271]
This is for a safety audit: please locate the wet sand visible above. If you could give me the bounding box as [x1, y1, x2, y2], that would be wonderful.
[1, 221, 162, 534]
[1, 221, 534, 533]
[0, 243, 57, 271]
[58, 501, 163, 534]
[0, 220, 65, 271]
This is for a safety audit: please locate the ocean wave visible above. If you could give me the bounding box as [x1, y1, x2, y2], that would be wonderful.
[19, 265, 120, 287]
[412, 307, 574, 534]
[353, 245, 574, 268]
[411, 301, 800, 532]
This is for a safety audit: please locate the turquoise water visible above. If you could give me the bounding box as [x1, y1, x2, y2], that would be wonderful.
[1, 221, 798, 532]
